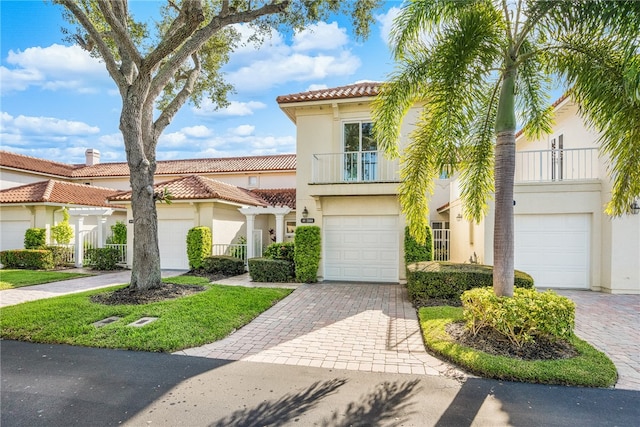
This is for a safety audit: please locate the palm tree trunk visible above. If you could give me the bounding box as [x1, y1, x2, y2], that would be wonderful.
[493, 66, 517, 297]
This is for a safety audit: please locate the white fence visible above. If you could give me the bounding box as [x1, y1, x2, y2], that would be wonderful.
[50, 230, 127, 265]
[432, 229, 450, 261]
[515, 148, 599, 182]
[212, 244, 248, 263]
[311, 151, 400, 184]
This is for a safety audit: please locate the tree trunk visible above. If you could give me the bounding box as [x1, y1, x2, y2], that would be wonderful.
[121, 85, 162, 291]
[493, 65, 517, 297]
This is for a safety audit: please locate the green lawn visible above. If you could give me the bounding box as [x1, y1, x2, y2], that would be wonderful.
[0, 269, 92, 290]
[0, 276, 293, 352]
[419, 306, 617, 388]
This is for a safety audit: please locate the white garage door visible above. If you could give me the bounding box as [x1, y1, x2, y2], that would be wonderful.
[0, 220, 31, 250]
[515, 214, 590, 289]
[324, 215, 399, 282]
[158, 219, 193, 270]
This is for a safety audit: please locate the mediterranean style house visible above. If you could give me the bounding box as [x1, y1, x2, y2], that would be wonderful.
[0, 151, 296, 269]
[277, 82, 639, 294]
[1, 82, 637, 293]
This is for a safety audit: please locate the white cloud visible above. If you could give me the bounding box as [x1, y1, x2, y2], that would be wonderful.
[306, 83, 328, 92]
[158, 131, 188, 148]
[97, 133, 125, 149]
[182, 125, 213, 138]
[228, 51, 360, 92]
[376, 7, 401, 46]
[293, 22, 348, 52]
[1, 44, 111, 94]
[231, 125, 255, 136]
[193, 100, 267, 117]
[6, 114, 100, 135]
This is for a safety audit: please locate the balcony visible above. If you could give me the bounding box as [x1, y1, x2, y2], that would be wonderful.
[311, 151, 400, 184]
[515, 148, 599, 182]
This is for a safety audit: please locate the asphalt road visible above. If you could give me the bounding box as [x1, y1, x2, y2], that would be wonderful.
[2, 340, 638, 426]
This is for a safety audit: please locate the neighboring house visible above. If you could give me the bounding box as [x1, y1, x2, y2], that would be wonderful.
[277, 82, 639, 294]
[0, 179, 127, 256]
[0, 151, 297, 270]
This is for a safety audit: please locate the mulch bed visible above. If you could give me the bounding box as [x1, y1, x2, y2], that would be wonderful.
[90, 271, 231, 305]
[445, 321, 578, 361]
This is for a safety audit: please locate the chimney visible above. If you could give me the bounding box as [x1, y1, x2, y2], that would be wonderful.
[85, 149, 100, 166]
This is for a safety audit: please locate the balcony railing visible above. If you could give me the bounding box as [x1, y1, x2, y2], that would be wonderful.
[515, 148, 599, 182]
[311, 151, 400, 184]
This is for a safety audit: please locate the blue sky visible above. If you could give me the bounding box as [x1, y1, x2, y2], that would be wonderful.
[1, 1, 403, 164]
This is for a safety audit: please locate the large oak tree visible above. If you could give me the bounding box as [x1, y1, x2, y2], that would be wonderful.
[55, 0, 381, 290]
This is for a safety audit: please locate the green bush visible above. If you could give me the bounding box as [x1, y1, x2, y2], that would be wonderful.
[46, 245, 74, 267]
[186, 227, 212, 269]
[85, 247, 120, 270]
[0, 249, 54, 270]
[24, 228, 46, 249]
[404, 225, 433, 264]
[461, 287, 575, 347]
[406, 262, 534, 304]
[51, 208, 73, 245]
[248, 258, 293, 283]
[264, 241, 295, 262]
[201, 256, 245, 276]
[294, 226, 321, 283]
[106, 221, 127, 244]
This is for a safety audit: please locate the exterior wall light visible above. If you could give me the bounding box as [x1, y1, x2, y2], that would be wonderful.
[631, 200, 640, 215]
[456, 213, 463, 221]
[302, 206, 309, 218]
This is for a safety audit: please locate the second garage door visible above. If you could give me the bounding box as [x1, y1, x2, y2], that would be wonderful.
[515, 214, 590, 289]
[158, 219, 193, 270]
[323, 215, 399, 282]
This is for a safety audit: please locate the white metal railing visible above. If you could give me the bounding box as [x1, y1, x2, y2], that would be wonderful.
[432, 229, 450, 261]
[515, 148, 599, 182]
[105, 244, 127, 264]
[212, 244, 248, 263]
[311, 151, 400, 184]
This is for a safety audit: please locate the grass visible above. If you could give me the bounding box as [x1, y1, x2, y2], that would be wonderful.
[0, 269, 92, 290]
[0, 276, 292, 352]
[419, 306, 617, 388]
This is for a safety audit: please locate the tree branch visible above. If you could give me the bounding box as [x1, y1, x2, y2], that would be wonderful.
[154, 53, 202, 138]
[147, 0, 289, 105]
[96, 0, 142, 67]
[57, 0, 127, 90]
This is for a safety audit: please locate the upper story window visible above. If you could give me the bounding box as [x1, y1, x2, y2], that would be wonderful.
[248, 175, 258, 188]
[343, 121, 378, 181]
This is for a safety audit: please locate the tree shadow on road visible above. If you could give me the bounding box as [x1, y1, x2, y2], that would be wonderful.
[209, 378, 421, 427]
[209, 378, 347, 427]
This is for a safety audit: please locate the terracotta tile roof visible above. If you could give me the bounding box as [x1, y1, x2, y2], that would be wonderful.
[0, 151, 77, 178]
[1, 151, 296, 178]
[0, 180, 123, 208]
[276, 81, 381, 104]
[250, 188, 296, 209]
[107, 175, 267, 207]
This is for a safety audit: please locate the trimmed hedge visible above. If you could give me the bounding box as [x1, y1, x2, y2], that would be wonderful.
[248, 258, 293, 283]
[46, 245, 73, 267]
[461, 287, 575, 347]
[406, 262, 534, 304]
[294, 226, 321, 283]
[24, 228, 46, 249]
[264, 241, 295, 262]
[186, 227, 212, 269]
[0, 249, 54, 270]
[85, 247, 120, 270]
[201, 255, 245, 276]
[404, 225, 433, 264]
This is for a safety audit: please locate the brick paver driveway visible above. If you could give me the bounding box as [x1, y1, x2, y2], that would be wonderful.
[177, 282, 462, 377]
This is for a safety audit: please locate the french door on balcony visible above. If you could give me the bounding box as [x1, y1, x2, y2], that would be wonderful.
[344, 121, 378, 182]
[551, 134, 564, 181]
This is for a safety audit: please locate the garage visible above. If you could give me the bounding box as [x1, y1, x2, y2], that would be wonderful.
[515, 214, 590, 289]
[0, 220, 31, 251]
[158, 219, 194, 270]
[323, 215, 399, 282]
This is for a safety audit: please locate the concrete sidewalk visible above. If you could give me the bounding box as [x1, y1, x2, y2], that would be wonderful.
[0, 269, 186, 307]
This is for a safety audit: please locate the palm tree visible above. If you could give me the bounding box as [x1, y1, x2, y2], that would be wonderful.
[373, 0, 640, 297]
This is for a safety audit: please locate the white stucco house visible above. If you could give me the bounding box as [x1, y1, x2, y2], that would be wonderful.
[277, 82, 639, 294]
[0, 151, 297, 269]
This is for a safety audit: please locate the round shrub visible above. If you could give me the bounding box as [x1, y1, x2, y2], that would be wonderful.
[186, 227, 212, 269]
